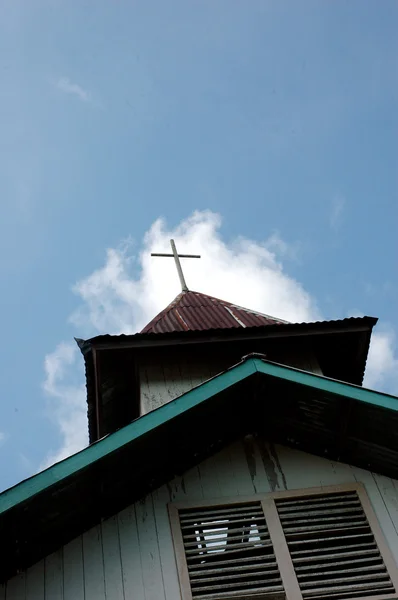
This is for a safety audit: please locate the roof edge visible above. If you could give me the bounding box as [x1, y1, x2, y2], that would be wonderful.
[1, 355, 396, 518]
[0, 358, 258, 516]
[83, 315, 379, 349]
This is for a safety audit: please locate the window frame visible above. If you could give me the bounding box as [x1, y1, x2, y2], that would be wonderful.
[168, 482, 398, 600]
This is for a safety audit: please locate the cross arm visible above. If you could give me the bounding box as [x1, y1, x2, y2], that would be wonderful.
[151, 253, 201, 258]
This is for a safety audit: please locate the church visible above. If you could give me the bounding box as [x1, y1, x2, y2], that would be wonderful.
[1, 240, 398, 600]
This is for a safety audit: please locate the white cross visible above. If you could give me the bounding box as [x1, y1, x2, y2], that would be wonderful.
[151, 239, 201, 292]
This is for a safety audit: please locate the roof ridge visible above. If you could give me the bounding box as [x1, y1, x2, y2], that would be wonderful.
[141, 291, 189, 333]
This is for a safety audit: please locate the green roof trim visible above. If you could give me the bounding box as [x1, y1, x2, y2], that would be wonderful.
[1, 358, 397, 517]
[254, 359, 398, 411]
[0, 358, 256, 516]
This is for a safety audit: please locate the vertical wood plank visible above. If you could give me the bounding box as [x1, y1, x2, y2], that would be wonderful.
[140, 356, 222, 414]
[167, 464, 203, 505]
[350, 466, 398, 560]
[139, 363, 151, 415]
[198, 452, 221, 500]
[246, 437, 275, 494]
[178, 359, 202, 391]
[161, 465, 202, 597]
[272, 443, 356, 489]
[357, 484, 398, 586]
[167, 504, 192, 600]
[153, 486, 182, 600]
[83, 525, 106, 600]
[146, 364, 167, 410]
[261, 499, 302, 600]
[372, 474, 398, 535]
[136, 495, 166, 600]
[203, 446, 238, 498]
[5, 573, 25, 600]
[63, 537, 84, 600]
[102, 516, 124, 600]
[162, 363, 177, 402]
[184, 359, 211, 387]
[163, 363, 187, 401]
[26, 561, 44, 600]
[179, 466, 203, 501]
[118, 504, 145, 600]
[140, 363, 166, 413]
[272, 444, 324, 489]
[229, 439, 256, 496]
[44, 550, 63, 600]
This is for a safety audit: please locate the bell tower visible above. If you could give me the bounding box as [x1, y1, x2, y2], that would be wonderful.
[77, 241, 377, 443]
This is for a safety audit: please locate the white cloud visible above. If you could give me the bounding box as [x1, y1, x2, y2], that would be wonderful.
[70, 210, 319, 336]
[44, 211, 319, 467]
[330, 194, 345, 230]
[41, 342, 87, 469]
[42, 210, 398, 469]
[56, 77, 91, 102]
[0, 431, 6, 446]
[364, 328, 398, 393]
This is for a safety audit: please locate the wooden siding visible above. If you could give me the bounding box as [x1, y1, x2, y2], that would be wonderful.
[3, 438, 398, 599]
[139, 355, 230, 414]
[139, 351, 323, 415]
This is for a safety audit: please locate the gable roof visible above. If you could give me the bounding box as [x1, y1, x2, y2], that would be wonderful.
[141, 290, 286, 333]
[1, 356, 398, 582]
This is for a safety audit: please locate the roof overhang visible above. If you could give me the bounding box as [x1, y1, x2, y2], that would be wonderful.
[78, 316, 377, 442]
[1, 356, 397, 582]
[79, 316, 377, 351]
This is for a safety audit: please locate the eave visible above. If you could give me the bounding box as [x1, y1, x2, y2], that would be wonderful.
[1, 356, 397, 582]
[77, 316, 377, 443]
[81, 316, 377, 350]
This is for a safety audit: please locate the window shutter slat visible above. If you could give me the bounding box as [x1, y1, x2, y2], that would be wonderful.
[184, 525, 269, 540]
[178, 501, 284, 599]
[276, 490, 396, 599]
[181, 513, 265, 528]
[193, 589, 285, 600]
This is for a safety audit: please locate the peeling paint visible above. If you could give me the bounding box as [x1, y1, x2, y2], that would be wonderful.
[242, 436, 257, 493]
[269, 443, 288, 490]
[139, 497, 148, 522]
[255, 438, 282, 491]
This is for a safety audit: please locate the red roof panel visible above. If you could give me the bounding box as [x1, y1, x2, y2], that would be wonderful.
[141, 290, 285, 334]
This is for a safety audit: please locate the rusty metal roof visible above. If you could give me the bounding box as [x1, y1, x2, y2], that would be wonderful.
[141, 290, 286, 334]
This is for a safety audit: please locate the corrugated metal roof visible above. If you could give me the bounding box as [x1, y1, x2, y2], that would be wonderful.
[141, 290, 287, 334]
[80, 315, 377, 348]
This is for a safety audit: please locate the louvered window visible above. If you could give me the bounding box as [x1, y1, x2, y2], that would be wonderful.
[175, 501, 283, 599]
[276, 490, 395, 599]
[169, 484, 398, 600]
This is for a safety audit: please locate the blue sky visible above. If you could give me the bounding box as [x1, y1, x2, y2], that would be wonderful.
[0, 1, 397, 491]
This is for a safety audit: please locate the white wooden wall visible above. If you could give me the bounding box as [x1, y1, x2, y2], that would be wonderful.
[139, 357, 224, 414]
[3, 438, 398, 600]
[139, 351, 323, 414]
